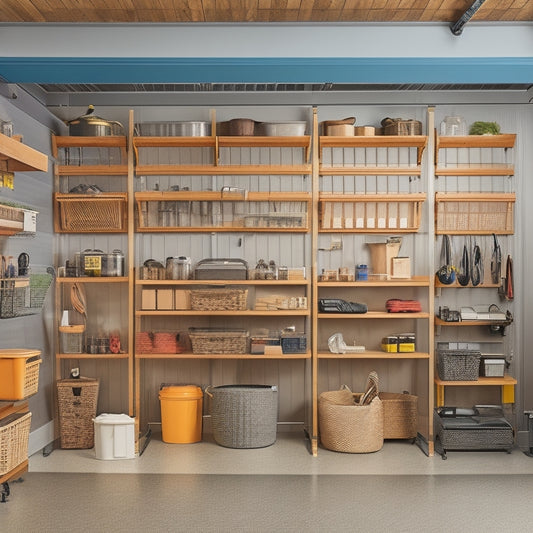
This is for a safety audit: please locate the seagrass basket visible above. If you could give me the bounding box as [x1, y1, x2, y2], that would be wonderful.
[0, 411, 31, 475]
[379, 392, 418, 440]
[190, 288, 248, 311]
[318, 373, 383, 453]
[57, 378, 99, 449]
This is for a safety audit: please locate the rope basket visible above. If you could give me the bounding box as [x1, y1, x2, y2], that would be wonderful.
[318, 372, 383, 453]
[0, 411, 31, 475]
[379, 392, 418, 440]
[190, 288, 248, 311]
[57, 378, 99, 449]
[206, 385, 278, 449]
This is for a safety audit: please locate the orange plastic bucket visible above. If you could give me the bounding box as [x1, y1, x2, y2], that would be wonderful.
[159, 385, 203, 443]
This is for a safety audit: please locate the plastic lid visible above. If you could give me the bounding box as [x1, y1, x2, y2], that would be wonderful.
[93, 413, 135, 425]
[0, 348, 41, 359]
[159, 385, 203, 400]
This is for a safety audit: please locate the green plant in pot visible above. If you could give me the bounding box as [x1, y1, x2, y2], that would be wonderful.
[469, 121, 501, 135]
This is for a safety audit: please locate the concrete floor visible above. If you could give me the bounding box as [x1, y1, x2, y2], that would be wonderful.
[1, 433, 532, 532]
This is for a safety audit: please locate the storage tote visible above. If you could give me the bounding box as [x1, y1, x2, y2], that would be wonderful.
[318, 372, 383, 453]
[206, 385, 278, 448]
[93, 413, 136, 460]
[0, 411, 31, 475]
[379, 392, 418, 440]
[437, 349, 481, 381]
[0, 349, 41, 400]
[57, 377, 99, 449]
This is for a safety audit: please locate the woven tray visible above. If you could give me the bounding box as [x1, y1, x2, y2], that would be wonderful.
[190, 288, 248, 311]
[189, 328, 248, 354]
[0, 411, 32, 475]
[57, 378, 99, 449]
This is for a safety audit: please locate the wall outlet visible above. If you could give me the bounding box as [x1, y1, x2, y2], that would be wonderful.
[330, 239, 342, 250]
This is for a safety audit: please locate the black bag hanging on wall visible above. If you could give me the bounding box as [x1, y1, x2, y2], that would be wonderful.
[436, 235, 456, 285]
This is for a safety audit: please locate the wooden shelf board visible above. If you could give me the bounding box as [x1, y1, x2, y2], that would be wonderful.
[56, 353, 131, 360]
[434, 279, 499, 288]
[435, 375, 517, 386]
[437, 134, 516, 149]
[53, 135, 127, 148]
[136, 164, 311, 175]
[136, 352, 311, 360]
[317, 276, 430, 287]
[435, 166, 514, 176]
[57, 276, 129, 284]
[0, 132, 48, 172]
[318, 311, 430, 319]
[136, 309, 310, 317]
[319, 228, 420, 234]
[319, 135, 428, 149]
[136, 226, 309, 233]
[134, 190, 311, 202]
[318, 351, 430, 359]
[136, 279, 309, 286]
[319, 166, 421, 176]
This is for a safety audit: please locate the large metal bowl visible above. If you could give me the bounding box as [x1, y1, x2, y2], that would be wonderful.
[255, 121, 307, 136]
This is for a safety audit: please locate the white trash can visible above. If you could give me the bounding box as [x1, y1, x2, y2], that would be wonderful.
[93, 413, 136, 460]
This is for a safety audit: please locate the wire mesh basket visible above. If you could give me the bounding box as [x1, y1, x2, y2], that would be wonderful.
[0, 266, 55, 319]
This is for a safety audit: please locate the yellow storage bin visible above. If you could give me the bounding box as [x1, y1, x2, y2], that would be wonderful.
[0, 349, 41, 400]
[159, 385, 203, 444]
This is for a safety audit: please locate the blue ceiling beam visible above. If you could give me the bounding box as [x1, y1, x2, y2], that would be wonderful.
[0, 57, 532, 85]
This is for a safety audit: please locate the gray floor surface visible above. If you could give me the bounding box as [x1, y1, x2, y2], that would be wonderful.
[2, 434, 533, 532]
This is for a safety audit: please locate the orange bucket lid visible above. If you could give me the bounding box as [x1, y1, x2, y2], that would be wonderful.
[159, 385, 203, 400]
[0, 348, 41, 359]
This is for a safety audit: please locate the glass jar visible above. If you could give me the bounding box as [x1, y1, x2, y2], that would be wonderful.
[440, 116, 466, 136]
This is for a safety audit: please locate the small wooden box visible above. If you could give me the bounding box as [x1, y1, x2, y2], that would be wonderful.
[391, 257, 411, 279]
[141, 289, 156, 310]
[156, 289, 174, 310]
[174, 290, 191, 310]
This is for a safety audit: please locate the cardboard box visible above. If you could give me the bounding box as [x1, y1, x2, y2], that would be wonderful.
[174, 289, 191, 310]
[156, 289, 174, 310]
[391, 257, 411, 279]
[141, 289, 156, 310]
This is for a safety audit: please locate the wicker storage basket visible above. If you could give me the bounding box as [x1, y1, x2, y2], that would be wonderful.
[57, 378, 99, 449]
[437, 349, 481, 381]
[207, 385, 278, 448]
[379, 392, 418, 440]
[190, 288, 248, 311]
[54, 193, 127, 233]
[382, 118, 422, 136]
[189, 328, 248, 354]
[318, 373, 383, 453]
[0, 411, 31, 475]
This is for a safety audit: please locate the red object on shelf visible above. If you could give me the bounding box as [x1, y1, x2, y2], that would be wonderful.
[386, 299, 422, 313]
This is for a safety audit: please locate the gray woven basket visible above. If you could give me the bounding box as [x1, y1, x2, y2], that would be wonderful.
[207, 385, 278, 449]
[437, 349, 481, 381]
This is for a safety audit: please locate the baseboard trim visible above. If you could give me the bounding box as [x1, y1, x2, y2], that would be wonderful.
[29, 421, 54, 457]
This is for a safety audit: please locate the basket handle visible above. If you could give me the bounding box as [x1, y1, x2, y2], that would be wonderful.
[359, 371, 379, 405]
[205, 385, 213, 399]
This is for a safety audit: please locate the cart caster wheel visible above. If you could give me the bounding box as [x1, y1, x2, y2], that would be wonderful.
[1, 482, 10, 503]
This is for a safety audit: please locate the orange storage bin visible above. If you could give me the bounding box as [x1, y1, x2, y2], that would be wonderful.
[159, 385, 203, 443]
[0, 349, 41, 400]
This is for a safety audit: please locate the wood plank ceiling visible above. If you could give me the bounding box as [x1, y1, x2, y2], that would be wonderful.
[0, 0, 532, 24]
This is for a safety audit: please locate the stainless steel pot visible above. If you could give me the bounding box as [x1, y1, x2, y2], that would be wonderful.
[66, 106, 125, 136]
